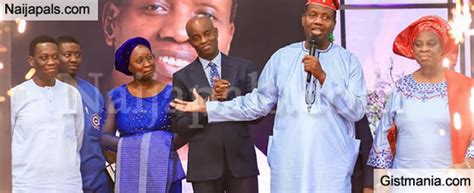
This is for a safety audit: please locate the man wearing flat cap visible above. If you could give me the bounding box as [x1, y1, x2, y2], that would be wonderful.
[171, 0, 368, 192]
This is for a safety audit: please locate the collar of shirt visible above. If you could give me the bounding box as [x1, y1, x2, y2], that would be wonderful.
[31, 78, 58, 88]
[199, 52, 222, 70]
[301, 42, 333, 54]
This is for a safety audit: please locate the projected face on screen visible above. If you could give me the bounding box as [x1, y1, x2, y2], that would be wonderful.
[102, 0, 236, 85]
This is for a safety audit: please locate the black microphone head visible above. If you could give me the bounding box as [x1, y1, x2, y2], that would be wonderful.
[309, 36, 317, 56]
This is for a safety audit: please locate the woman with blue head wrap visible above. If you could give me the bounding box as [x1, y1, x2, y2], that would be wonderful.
[101, 37, 185, 193]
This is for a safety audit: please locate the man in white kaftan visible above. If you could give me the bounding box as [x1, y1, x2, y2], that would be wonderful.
[10, 36, 84, 193]
[208, 41, 366, 192]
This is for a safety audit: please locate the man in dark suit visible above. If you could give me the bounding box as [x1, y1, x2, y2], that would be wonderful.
[171, 15, 259, 193]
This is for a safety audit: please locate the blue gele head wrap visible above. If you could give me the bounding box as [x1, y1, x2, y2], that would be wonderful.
[114, 37, 151, 76]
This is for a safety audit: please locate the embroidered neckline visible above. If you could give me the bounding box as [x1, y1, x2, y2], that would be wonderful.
[396, 74, 447, 101]
[301, 41, 333, 53]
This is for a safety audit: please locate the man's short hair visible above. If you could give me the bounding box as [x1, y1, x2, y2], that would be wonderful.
[56, 36, 81, 46]
[110, 0, 239, 22]
[29, 35, 57, 56]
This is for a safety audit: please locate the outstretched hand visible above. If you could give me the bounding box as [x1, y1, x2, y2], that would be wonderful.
[170, 88, 207, 113]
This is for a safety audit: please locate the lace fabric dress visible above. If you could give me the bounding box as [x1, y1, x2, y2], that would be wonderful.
[368, 74, 474, 169]
[107, 84, 185, 193]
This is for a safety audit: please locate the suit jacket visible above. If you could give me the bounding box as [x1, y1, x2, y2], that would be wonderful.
[171, 54, 259, 182]
[351, 115, 374, 193]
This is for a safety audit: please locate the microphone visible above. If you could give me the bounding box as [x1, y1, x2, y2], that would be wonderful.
[307, 38, 317, 83]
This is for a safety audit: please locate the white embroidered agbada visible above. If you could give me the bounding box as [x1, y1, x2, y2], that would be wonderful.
[11, 79, 84, 193]
[206, 42, 367, 193]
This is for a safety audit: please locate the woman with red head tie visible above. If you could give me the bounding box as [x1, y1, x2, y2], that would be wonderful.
[367, 15, 473, 169]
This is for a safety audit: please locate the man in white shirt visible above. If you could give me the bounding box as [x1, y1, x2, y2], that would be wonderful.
[10, 35, 84, 192]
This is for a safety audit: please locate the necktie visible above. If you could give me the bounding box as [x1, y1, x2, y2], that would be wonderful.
[208, 62, 220, 86]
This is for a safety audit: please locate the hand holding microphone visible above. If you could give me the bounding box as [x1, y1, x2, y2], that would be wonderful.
[302, 38, 326, 84]
[303, 37, 326, 112]
[306, 38, 317, 83]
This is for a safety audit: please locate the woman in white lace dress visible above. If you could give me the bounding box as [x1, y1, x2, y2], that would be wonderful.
[367, 15, 473, 170]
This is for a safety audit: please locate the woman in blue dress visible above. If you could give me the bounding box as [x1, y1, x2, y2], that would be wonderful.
[101, 37, 185, 193]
